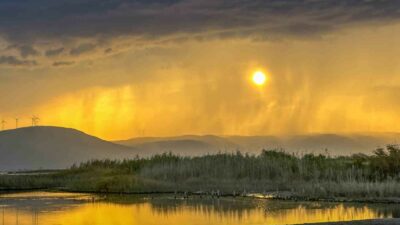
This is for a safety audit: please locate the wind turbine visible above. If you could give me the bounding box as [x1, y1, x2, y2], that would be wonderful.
[1, 119, 6, 131]
[15, 118, 19, 129]
[31, 116, 40, 126]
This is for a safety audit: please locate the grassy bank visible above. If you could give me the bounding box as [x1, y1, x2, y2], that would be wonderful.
[2, 145, 400, 200]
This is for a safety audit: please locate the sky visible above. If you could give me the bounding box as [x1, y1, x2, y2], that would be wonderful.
[1, 0, 400, 140]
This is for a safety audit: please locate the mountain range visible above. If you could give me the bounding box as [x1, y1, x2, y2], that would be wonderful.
[1, 126, 399, 170]
[117, 133, 400, 156]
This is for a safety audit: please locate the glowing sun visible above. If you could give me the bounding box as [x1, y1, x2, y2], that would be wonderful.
[252, 71, 267, 86]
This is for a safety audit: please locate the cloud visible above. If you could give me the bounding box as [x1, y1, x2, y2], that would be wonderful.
[7, 45, 39, 58]
[45, 47, 64, 57]
[0, 55, 37, 66]
[104, 48, 112, 54]
[1, 0, 400, 46]
[18, 45, 39, 58]
[52, 61, 75, 66]
[69, 43, 97, 56]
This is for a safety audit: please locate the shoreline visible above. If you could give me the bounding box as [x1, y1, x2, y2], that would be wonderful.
[297, 219, 400, 225]
[2, 188, 400, 204]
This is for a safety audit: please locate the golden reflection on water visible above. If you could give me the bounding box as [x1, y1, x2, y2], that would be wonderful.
[0, 191, 93, 200]
[0, 193, 390, 225]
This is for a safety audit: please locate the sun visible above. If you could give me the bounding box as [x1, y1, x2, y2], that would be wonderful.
[252, 71, 267, 86]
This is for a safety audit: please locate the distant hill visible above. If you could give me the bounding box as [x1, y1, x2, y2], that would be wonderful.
[133, 140, 215, 156]
[117, 135, 239, 155]
[116, 133, 400, 156]
[0, 126, 137, 171]
[1, 126, 399, 171]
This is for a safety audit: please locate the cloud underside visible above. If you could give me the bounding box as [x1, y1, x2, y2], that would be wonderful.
[0, 55, 37, 66]
[0, 0, 400, 67]
[1, 0, 400, 43]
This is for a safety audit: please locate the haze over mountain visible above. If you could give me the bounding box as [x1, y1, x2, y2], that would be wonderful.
[117, 133, 400, 156]
[1, 126, 399, 171]
[0, 126, 137, 170]
[117, 135, 239, 156]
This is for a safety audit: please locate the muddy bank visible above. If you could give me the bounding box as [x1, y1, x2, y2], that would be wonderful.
[299, 219, 400, 225]
[3, 188, 400, 205]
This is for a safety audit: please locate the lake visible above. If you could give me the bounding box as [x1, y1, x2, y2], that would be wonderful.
[0, 192, 399, 225]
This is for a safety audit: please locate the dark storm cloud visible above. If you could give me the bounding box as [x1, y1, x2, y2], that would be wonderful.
[19, 45, 39, 58]
[0, 0, 400, 45]
[70, 43, 97, 56]
[0, 55, 37, 66]
[45, 47, 64, 57]
[7, 45, 39, 58]
[52, 61, 75, 66]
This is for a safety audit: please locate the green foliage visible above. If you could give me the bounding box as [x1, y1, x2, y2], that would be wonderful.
[2, 145, 400, 198]
[0, 174, 63, 190]
[370, 145, 400, 180]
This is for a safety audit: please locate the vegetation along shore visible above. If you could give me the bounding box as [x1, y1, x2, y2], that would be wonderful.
[2, 145, 400, 202]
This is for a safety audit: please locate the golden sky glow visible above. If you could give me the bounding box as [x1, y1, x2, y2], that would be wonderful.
[1, 22, 400, 140]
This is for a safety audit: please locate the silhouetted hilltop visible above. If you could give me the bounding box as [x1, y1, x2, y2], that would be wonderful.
[0, 126, 137, 170]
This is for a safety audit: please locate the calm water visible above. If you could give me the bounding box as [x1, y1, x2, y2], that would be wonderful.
[1, 192, 400, 225]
